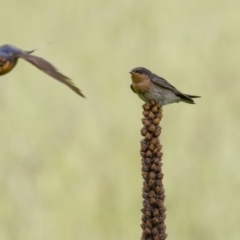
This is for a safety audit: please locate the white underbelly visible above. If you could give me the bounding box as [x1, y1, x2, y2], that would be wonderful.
[138, 87, 180, 105]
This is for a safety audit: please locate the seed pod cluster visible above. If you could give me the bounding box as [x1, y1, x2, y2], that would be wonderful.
[140, 101, 167, 240]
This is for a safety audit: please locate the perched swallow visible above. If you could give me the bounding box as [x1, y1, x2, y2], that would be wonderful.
[130, 67, 200, 105]
[0, 44, 85, 97]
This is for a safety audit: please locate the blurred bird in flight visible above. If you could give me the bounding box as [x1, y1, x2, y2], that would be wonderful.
[130, 67, 200, 106]
[0, 44, 85, 97]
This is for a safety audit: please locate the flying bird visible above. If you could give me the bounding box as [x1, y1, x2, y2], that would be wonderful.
[130, 67, 200, 105]
[0, 44, 85, 97]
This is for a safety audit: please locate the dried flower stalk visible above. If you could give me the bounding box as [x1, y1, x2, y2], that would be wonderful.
[140, 101, 167, 240]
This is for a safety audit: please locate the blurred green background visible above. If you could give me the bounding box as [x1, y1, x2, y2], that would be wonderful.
[1, 0, 240, 239]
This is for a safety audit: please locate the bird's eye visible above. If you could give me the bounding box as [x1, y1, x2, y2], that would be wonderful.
[137, 70, 143, 74]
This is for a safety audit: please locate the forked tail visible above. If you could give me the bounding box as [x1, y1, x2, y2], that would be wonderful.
[27, 41, 54, 54]
[179, 93, 201, 104]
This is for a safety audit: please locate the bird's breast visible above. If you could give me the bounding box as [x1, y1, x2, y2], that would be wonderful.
[0, 59, 18, 76]
[131, 78, 151, 94]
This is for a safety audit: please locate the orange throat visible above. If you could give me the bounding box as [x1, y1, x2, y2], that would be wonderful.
[0, 59, 18, 76]
[131, 73, 151, 94]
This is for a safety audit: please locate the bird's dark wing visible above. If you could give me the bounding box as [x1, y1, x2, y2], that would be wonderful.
[16, 52, 85, 98]
[151, 74, 200, 104]
[151, 74, 179, 91]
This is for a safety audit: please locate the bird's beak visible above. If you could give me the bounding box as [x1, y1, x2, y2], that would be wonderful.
[129, 71, 133, 74]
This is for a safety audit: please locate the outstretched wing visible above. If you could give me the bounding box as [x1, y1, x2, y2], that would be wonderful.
[16, 52, 85, 98]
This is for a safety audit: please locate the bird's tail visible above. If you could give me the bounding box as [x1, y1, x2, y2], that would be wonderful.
[179, 93, 201, 104]
[187, 94, 201, 99]
[27, 42, 54, 54]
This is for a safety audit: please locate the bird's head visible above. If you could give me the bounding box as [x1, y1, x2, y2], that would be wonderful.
[129, 67, 152, 83]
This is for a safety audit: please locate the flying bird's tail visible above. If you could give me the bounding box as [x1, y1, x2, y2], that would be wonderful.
[26, 42, 54, 54]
